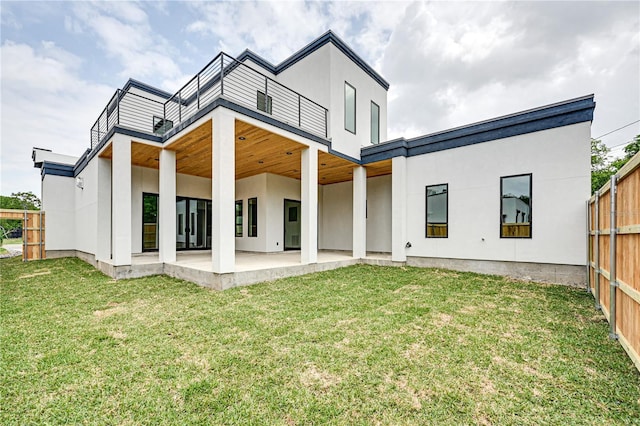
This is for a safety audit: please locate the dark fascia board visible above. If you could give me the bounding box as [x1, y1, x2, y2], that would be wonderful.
[122, 78, 173, 100]
[361, 95, 595, 163]
[41, 161, 74, 179]
[236, 31, 390, 91]
[236, 49, 277, 74]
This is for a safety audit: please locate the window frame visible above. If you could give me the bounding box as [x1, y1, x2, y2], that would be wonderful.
[235, 200, 243, 237]
[248, 197, 258, 237]
[370, 101, 380, 144]
[344, 81, 356, 134]
[499, 173, 533, 239]
[425, 183, 448, 238]
[257, 91, 272, 114]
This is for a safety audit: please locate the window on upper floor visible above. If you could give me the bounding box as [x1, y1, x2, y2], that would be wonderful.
[257, 91, 272, 114]
[371, 101, 380, 144]
[426, 184, 448, 238]
[345, 82, 356, 134]
[500, 174, 532, 238]
[235, 200, 243, 237]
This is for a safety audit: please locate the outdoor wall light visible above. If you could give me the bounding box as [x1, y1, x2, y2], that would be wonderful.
[405, 242, 412, 248]
[76, 177, 84, 189]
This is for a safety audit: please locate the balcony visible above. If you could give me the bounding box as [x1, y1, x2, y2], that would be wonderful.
[90, 53, 328, 150]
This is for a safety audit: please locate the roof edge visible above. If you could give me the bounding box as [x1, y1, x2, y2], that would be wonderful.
[123, 78, 173, 99]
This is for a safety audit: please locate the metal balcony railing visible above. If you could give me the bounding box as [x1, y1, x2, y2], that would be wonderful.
[90, 52, 328, 150]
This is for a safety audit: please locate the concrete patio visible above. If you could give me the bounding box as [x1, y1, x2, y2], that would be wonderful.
[100, 250, 397, 290]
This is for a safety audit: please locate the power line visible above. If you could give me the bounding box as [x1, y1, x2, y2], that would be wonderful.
[594, 119, 640, 139]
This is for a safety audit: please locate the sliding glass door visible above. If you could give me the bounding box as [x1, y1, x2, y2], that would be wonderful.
[176, 197, 212, 250]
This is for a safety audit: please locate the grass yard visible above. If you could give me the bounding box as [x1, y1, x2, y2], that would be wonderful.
[1, 257, 639, 425]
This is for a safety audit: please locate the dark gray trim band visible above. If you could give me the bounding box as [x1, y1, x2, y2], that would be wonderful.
[122, 78, 172, 99]
[362, 95, 595, 164]
[41, 161, 74, 179]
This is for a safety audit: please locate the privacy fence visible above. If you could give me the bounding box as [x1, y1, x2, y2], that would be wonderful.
[0, 209, 45, 261]
[588, 151, 640, 372]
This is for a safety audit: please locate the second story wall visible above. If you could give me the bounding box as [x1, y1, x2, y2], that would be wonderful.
[277, 41, 388, 159]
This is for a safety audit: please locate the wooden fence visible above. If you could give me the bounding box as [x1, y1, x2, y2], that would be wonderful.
[588, 151, 640, 372]
[0, 209, 45, 261]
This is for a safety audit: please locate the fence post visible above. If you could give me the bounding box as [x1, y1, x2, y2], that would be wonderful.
[586, 200, 591, 292]
[39, 210, 43, 260]
[220, 54, 224, 96]
[22, 209, 27, 262]
[609, 174, 618, 340]
[594, 191, 600, 310]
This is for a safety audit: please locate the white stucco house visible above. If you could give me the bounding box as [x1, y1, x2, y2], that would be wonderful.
[32, 30, 595, 289]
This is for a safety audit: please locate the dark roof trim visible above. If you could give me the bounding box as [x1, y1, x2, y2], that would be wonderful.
[361, 95, 595, 164]
[236, 31, 390, 91]
[122, 78, 172, 100]
[41, 161, 74, 179]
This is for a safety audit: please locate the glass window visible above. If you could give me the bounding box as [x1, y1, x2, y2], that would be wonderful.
[426, 184, 448, 238]
[248, 197, 258, 237]
[370, 101, 380, 144]
[142, 193, 159, 251]
[500, 174, 532, 238]
[345, 82, 356, 133]
[235, 200, 243, 237]
[257, 91, 272, 114]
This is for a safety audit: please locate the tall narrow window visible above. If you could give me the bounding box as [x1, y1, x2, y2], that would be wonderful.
[500, 174, 532, 238]
[370, 101, 380, 144]
[345, 82, 356, 133]
[142, 193, 159, 251]
[235, 200, 243, 237]
[248, 197, 258, 237]
[426, 184, 448, 238]
[257, 91, 272, 114]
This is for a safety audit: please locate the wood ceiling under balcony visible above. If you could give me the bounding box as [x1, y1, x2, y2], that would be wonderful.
[99, 119, 392, 185]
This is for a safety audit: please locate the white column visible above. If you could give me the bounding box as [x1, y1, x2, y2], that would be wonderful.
[301, 146, 318, 264]
[111, 135, 132, 266]
[212, 110, 235, 273]
[392, 156, 407, 262]
[352, 166, 367, 259]
[96, 157, 111, 262]
[159, 149, 176, 263]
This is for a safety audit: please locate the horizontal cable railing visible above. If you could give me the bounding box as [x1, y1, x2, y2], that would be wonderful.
[89, 52, 328, 150]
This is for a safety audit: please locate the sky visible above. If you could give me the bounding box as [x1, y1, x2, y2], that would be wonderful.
[1, 0, 639, 197]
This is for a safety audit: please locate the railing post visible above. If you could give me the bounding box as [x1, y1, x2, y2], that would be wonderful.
[298, 95, 301, 127]
[264, 77, 268, 112]
[586, 200, 591, 292]
[594, 191, 600, 310]
[325, 109, 329, 138]
[609, 175, 618, 340]
[197, 74, 201, 110]
[178, 91, 182, 123]
[220, 54, 224, 96]
[117, 89, 120, 125]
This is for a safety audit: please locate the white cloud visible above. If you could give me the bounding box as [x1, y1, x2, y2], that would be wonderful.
[69, 2, 186, 87]
[0, 41, 113, 195]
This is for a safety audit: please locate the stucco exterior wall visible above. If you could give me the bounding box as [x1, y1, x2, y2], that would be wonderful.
[403, 122, 590, 266]
[319, 180, 353, 251]
[41, 174, 76, 251]
[366, 174, 392, 252]
[74, 158, 99, 254]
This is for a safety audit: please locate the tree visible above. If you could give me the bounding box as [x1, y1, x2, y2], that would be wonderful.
[591, 135, 640, 194]
[591, 138, 613, 194]
[0, 192, 41, 236]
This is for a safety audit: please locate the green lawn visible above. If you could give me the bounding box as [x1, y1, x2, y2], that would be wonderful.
[1, 257, 639, 425]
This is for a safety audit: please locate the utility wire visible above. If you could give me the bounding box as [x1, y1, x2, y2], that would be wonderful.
[594, 119, 640, 140]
